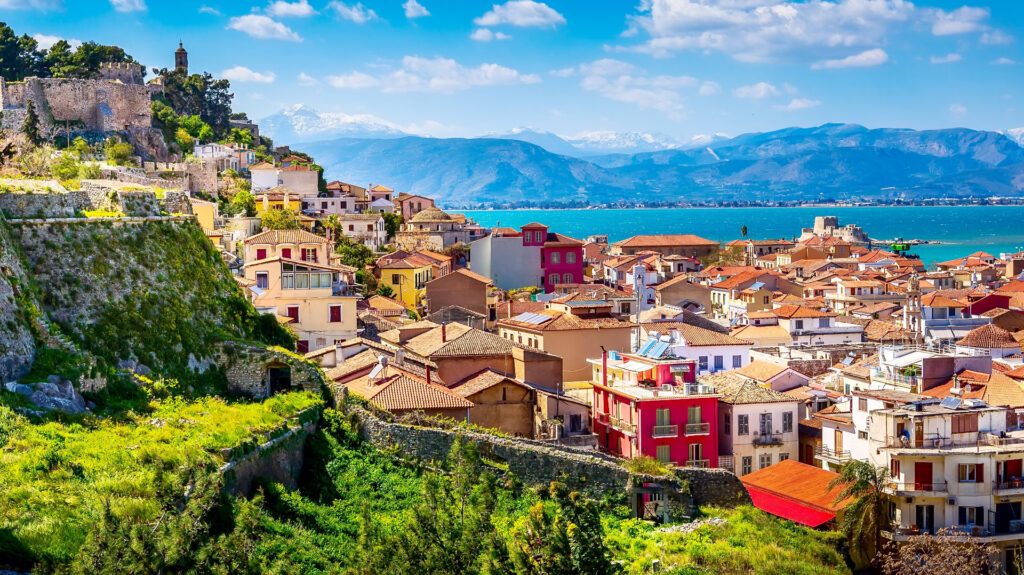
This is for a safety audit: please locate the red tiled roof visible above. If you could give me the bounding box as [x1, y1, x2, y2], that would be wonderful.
[773, 304, 834, 319]
[957, 324, 1019, 348]
[614, 234, 718, 248]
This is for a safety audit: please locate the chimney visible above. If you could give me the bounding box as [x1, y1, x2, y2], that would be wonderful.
[426, 365, 432, 386]
[441, 323, 447, 342]
[601, 348, 608, 388]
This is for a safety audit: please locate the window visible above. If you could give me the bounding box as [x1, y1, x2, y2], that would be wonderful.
[783, 412, 793, 433]
[321, 201, 328, 209]
[738, 414, 749, 435]
[794, 319, 804, 330]
[958, 506, 985, 526]
[392, 274, 401, 284]
[953, 413, 979, 434]
[655, 408, 671, 426]
[741, 456, 752, 475]
[656, 445, 671, 463]
[281, 248, 292, 259]
[549, 274, 559, 285]
[688, 405, 702, 424]
[566, 252, 577, 264]
[698, 356, 709, 372]
[890, 459, 900, 478]
[255, 272, 268, 289]
[563, 273, 572, 283]
[296, 340, 309, 354]
[329, 305, 342, 323]
[285, 305, 299, 322]
[348, 225, 354, 231]
[256, 248, 267, 260]
[723, 413, 731, 434]
[818, 318, 829, 328]
[759, 453, 772, 469]
[714, 356, 724, 372]
[958, 463, 983, 483]
[779, 453, 790, 462]
[302, 248, 317, 262]
[535, 231, 544, 243]
[858, 431, 868, 440]
[858, 398, 868, 411]
[732, 355, 742, 368]
[688, 443, 703, 464]
[551, 252, 561, 264]
[759, 413, 773, 435]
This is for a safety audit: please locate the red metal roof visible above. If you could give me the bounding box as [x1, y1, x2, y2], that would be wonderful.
[745, 486, 837, 528]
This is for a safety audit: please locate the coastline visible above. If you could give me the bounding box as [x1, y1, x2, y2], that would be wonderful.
[445, 202, 1021, 212]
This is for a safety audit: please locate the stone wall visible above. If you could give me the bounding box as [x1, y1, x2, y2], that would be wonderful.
[676, 467, 752, 507]
[217, 341, 325, 399]
[220, 410, 319, 496]
[80, 181, 162, 216]
[162, 191, 194, 215]
[788, 358, 835, 378]
[0, 191, 90, 219]
[0, 77, 151, 134]
[0, 216, 37, 382]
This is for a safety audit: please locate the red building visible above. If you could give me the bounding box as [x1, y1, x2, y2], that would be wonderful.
[590, 350, 720, 468]
[522, 222, 585, 293]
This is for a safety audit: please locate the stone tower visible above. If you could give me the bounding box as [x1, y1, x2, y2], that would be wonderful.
[175, 42, 188, 73]
[902, 273, 922, 338]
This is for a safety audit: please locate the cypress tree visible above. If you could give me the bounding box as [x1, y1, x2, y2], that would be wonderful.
[21, 100, 40, 145]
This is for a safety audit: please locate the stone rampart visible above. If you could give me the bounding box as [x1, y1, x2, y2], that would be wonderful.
[0, 77, 151, 134]
[220, 407, 321, 495]
[676, 467, 752, 508]
[216, 341, 326, 399]
[0, 215, 36, 382]
[0, 191, 90, 219]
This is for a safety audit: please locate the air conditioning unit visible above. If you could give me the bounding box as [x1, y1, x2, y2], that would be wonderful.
[948, 497, 957, 506]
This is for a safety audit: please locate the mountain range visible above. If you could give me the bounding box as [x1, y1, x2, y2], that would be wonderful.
[267, 108, 1024, 207]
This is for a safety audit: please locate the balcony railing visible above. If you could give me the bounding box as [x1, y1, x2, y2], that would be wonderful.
[994, 479, 1024, 491]
[608, 416, 636, 434]
[753, 431, 783, 446]
[886, 481, 947, 493]
[718, 455, 735, 473]
[814, 445, 851, 462]
[684, 422, 711, 435]
[883, 432, 1024, 450]
[682, 459, 710, 469]
[651, 424, 679, 438]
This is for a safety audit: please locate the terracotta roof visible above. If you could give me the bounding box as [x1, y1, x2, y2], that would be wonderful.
[416, 250, 452, 263]
[367, 295, 407, 313]
[835, 353, 878, 380]
[249, 162, 276, 170]
[398, 323, 474, 357]
[641, 323, 751, 347]
[922, 291, 967, 308]
[544, 232, 583, 247]
[641, 310, 730, 334]
[447, 267, 493, 285]
[430, 329, 522, 358]
[741, 460, 852, 517]
[614, 234, 718, 248]
[712, 270, 770, 291]
[860, 319, 915, 342]
[730, 324, 791, 343]
[554, 283, 632, 299]
[499, 311, 633, 332]
[244, 228, 328, 245]
[706, 375, 799, 404]
[325, 349, 382, 381]
[920, 370, 1024, 408]
[772, 304, 834, 319]
[997, 280, 1024, 294]
[370, 184, 393, 192]
[279, 164, 313, 172]
[733, 360, 791, 382]
[957, 324, 1019, 348]
[502, 300, 546, 318]
[696, 266, 758, 279]
[379, 253, 436, 270]
[346, 372, 473, 411]
[985, 309, 1024, 332]
[450, 369, 524, 397]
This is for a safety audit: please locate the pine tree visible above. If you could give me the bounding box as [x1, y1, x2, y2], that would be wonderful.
[21, 100, 40, 145]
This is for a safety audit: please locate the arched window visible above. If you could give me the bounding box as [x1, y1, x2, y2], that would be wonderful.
[563, 273, 572, 283]
[549, 274, 559, 285]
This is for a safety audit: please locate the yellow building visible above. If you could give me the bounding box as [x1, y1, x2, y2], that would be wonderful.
[190, 197, 218, 232]
[377, 253, 434, 312]
[254, 187, 303, 215]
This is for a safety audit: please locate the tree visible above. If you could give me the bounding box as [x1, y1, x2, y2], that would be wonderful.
[335, 236, 375, 269]
[382, 212, 403, 240]
[153, 68, 233, 134]
[103, 137, 136, 166]
[21, 100, 40, 145]
[376, 284, 395, 298]
[229, 189, 257, 217]
[740, 225, 748, 238]
[829, 460, 891, 569]
[175, 127, 195, 154]
[179, 114, 214, 143]
[0, 24, 44, 80]
[70, 136, 92, 159]
[260, 208, 301, 230]
[878, 528, 1000, 575]
[224, 127, 254, 148]
[50, 151, 82, 180]
[45, 40, 139, 79]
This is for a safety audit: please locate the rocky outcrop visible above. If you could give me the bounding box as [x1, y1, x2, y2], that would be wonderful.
[0, 217, 37, 381]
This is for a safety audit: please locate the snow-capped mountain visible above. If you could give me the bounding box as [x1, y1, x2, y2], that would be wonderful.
[568, 131, 683, 155]
[683, 133, 731, 149]
[1006, 127, 1024, 147]
[483, 128, 581, 157]
[260, 104, 408, 144]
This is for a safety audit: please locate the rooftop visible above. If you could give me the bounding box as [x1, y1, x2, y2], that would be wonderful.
[614, 234, 719, 248]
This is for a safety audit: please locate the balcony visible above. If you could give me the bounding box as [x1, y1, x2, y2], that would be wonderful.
[682, 459, 710, 469]
[608, 416, 637, 435]
[684, 422, 711, 436]
[994, 479, 1024, 494]
[753, 431, 783, 446]
[718, 455, 735, 473]
[886, 481, 947, 495]
[882, 433, 1024, 451]
[814, 445, 851, 463]
[651, 424, 679, 438]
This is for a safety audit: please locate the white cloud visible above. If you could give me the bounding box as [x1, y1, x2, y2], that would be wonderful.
[992, 57, 1016, 66]
[327, 56, 541, 93]
[474, 0, 565, 28]
[548, 67, 576, 78]
[929, 53, 962, 64]
[403, 0, 429, 19]
[328, 1, 378, 24]
[266, 0, 317, 18]
[297, 72, 320, 86]
[110, 0, 145, 12]
[698, 80, 720, 96]
[929, 6, 988, 36]
[579, 58, 636, 77]
[198, 5, 220, 15]
[470, 28, 511, 42]
[812, 48, 889, 69]
[949, 103, 967, 115]
[222, 66, 277, 83]
[733, 82, 779, 99]
[981, 30, 1014, 45]
[32, 33, 81, 50]
[576, 58, 700, 116]
[779, 97, 821, 111]
[327, 71, 382, 89]
[622, 0, 912, 63]
[0, 0, 63, 9]
[227, 14, 302, 41]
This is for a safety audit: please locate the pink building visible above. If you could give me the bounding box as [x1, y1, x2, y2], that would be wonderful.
[521, 223, 584, 293]
[590, 350, 720, 468]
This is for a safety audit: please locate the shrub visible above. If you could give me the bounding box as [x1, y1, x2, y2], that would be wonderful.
[623, 456, 673, 477]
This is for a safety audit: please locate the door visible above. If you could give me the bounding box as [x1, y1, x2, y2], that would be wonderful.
[915, 505, 935, 534]
[914, 461, 933, 491]
[834, 429, 843, 454]
[688, 443, 702, 466]
[802, 443, 815, 465]
[914, 420, 924, 448]
[995, 502, 1021, 534]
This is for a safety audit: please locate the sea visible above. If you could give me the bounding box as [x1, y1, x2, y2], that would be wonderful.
[459, 205, 1024, 268]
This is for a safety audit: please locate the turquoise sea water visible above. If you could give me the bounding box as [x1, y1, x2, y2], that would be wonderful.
[460, 206, 1024, 268]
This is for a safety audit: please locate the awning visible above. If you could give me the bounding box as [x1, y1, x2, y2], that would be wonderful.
[745, 486, 836, 528]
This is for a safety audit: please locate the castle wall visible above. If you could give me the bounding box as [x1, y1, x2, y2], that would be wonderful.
[0, 77, 151, 134]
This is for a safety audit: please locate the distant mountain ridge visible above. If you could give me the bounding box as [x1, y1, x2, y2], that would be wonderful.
[300, 122, 1024, 207]
[260, 104, 407, 143]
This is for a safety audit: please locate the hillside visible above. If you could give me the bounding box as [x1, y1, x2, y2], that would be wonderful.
[305, 123, 1024, 207]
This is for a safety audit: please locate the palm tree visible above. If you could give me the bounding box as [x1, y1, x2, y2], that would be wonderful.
[324, 214, 341, 245]
[829, 460, 891, 569]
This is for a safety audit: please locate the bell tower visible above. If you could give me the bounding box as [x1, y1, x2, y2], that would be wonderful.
[174, 42, 188, 73]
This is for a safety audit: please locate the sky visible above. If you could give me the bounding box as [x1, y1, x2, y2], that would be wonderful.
[2, 0, 1023, 141]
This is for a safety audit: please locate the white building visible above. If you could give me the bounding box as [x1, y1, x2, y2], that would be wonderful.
[772, 304, 864, 346]
[712, 375, 801, 476]
[337, 213, 387, 250]
[249, 162, 319, 196]
[637, 325, 753, 376]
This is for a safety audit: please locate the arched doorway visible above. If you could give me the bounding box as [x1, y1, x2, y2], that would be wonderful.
[265, 362, 292, 395]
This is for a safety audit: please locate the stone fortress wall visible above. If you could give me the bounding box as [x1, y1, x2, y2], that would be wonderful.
[0, 76, 152, 135]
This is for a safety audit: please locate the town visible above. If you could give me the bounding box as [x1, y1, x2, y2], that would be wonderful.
[1, 29, 1023, 575]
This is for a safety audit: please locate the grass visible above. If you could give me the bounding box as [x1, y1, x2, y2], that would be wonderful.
[0, 391, 322, 565]
[607, 505, 850, 575]
[623, 455, 674, 477]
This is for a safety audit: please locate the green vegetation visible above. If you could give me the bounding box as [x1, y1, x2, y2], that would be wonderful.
[0, 391, 321, 566]
[829, 460, 890, 569]
[102, 137, 135, 166]
[152, 67, 233, 135]
[623, 456, 674, 477]
[0, 23, 139, 81]
[260, 208, 301, 230]
[382, 211, 402, 239]
[21, 100, 40, 145]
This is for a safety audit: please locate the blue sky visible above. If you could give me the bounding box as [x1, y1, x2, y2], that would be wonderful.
[3, 0, 1023, 140]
